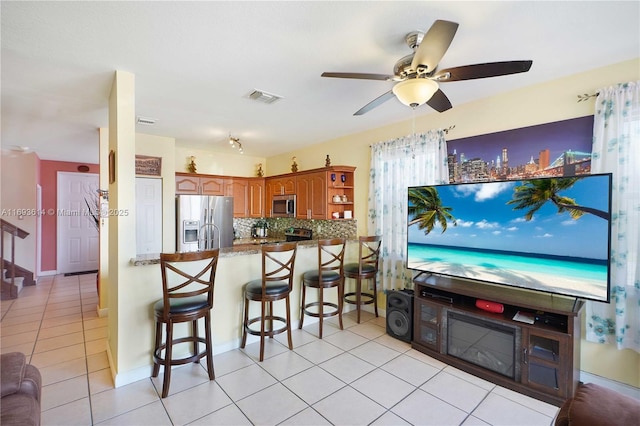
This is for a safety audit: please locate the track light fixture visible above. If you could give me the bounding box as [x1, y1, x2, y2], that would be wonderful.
[228, 134, 244, 154]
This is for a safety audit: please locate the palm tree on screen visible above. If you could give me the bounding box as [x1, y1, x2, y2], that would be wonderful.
[408, 187, 457, 234]
[507, 177, 610, 220]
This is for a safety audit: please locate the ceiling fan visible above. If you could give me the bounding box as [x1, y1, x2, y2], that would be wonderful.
[321, 20, 532, 115]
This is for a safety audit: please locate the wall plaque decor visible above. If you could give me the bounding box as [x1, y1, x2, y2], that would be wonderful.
[109, 150, 115, 183]
[135, 155, 162, 176]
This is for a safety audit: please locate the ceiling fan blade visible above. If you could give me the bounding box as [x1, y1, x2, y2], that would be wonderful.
[434, 60, 533, 82]
[354, 90, 395, 116]
[321, 72, 394, 81]
[411, 20, 459, 74]
[426, 89, 453, 112]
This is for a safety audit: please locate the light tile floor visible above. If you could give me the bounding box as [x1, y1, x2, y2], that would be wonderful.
[1, 273, 565, 425]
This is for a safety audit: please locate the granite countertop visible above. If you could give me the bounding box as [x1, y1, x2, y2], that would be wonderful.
[131, 238, 317, 266]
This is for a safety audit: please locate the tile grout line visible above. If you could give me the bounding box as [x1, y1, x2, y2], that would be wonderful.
[77, 274, 97, 426]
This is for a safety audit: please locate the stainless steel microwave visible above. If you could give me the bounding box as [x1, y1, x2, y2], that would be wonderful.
[272, 194, 296, 217]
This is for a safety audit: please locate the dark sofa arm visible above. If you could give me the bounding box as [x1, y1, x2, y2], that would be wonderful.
[555, 382, 640, 426]
[1, 352, 27, 397]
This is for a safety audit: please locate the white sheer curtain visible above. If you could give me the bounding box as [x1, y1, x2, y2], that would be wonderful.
[368, 130, 449, 290]
[587, 81, 640, 352]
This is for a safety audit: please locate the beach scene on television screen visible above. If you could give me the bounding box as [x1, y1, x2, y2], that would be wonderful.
[407, 174, 610, 302]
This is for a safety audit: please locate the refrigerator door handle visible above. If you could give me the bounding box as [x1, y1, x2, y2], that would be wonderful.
[201, 208, 208, 250]
[199, 223, 220, 250]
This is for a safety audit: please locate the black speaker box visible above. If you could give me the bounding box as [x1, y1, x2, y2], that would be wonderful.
[386, 289, 414, 343]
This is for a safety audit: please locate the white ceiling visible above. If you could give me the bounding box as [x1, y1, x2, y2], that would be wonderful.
[1, 1, 639, 163]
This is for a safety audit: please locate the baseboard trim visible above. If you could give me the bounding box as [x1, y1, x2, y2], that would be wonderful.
[580, 371, 640, 400]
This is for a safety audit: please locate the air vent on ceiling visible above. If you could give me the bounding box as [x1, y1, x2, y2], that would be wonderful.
[246, 89, 282, 104]
[136, 116, 157, 125]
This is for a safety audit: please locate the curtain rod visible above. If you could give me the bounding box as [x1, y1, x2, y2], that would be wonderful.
[577, 92, 599, 102]
[369, 124, 456, 147]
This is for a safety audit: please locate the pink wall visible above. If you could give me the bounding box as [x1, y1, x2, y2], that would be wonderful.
[40, 160, 99, 272]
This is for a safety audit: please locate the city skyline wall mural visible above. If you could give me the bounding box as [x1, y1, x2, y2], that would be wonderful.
[446, 115, 594, 183]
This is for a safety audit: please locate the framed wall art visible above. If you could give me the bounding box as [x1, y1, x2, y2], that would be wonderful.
[135, 155, 162, 176]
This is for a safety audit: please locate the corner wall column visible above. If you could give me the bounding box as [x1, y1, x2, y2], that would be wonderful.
[107, 70, 136, 380]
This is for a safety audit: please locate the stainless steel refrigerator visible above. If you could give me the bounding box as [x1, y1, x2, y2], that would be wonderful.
[176, 195, 234, 252]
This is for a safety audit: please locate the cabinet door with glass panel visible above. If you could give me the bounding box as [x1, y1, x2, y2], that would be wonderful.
[414, 298, 441, 351]
[521, 328, 570, 398]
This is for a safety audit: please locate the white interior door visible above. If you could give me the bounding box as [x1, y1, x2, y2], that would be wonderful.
[136, 177, 163, 254]
[57, 172, 99, 274]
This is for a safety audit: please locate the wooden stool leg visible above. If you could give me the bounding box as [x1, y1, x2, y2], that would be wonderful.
[259, 300, 266, 362]
[356, 277, 362, 323]
[299, 283, 306, 329]
[285, 295, 293, 350]
[204, 314, 214, 380]
[338, 281, 344, 330]
[162, 322, 173, 398]
[318, 286, 324, 339]
[373, 278, 379, 318]
[152, 320, 162, 377]
[241, 296, 249, 349]
[192, 319, 199, 361]
[268, 301, 274, 338]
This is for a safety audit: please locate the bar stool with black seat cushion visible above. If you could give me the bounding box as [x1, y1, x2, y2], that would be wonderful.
[299, 238, 346, 338]
[152, 249, 219, 398]
[344, 235, 382, 323]
[241, 242, 297, 362]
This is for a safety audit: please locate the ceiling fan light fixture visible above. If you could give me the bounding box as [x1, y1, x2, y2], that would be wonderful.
[392, 78, 439, 108]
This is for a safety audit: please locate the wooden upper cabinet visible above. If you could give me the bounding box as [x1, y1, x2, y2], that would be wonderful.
[248, 178, 265, 218]
[200, 177, 225, 195]
[296, 171, 326, 219]
[175, 174, 200, 194]
[176, 166, 353, 220]
[267, 176, 296, 196]
[225, 178, 249, 217]
[175, 173, 224, 195]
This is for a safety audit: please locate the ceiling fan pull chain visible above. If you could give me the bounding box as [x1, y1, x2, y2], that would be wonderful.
[411, 108, 416, 159]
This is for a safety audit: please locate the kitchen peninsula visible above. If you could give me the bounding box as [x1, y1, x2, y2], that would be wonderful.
[114, 165, 360, 386]
[124, 230, 364, 386]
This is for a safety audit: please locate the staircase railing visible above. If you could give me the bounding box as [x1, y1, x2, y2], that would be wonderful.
[1, 219, 32, 299]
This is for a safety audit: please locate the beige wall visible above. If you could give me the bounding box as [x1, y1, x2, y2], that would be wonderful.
[105, 60, 639, 388]
[174, 145, 265, 177]
[107, 70, 137, 381]
[0, 152, 39, 274]
[266, 58, 640, 387]
[98, 128, 109, 314]
[108, 130, 178, 385]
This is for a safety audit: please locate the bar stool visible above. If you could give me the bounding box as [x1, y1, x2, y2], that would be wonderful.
[299, 238, 346, 338]
[344, 236, 382, 323]
[152, 250, 219, 398]
[241, 242, 297, 362]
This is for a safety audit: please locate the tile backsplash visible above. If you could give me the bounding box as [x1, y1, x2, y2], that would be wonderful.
[234, 217, 357, 240]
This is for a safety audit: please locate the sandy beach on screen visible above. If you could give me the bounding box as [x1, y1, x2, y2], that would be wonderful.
[407, 258, 608, 301]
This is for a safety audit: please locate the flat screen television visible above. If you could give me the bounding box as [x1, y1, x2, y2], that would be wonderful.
[407, 174, 612, 303]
